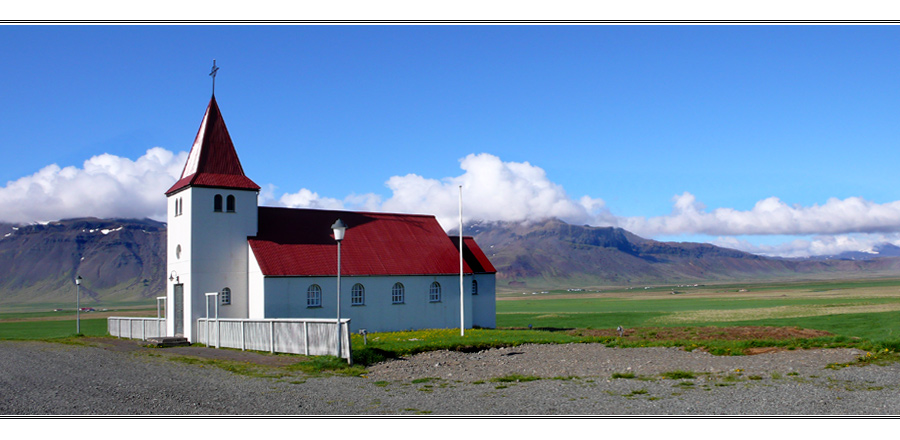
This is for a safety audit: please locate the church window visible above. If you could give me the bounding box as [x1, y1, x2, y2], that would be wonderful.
[178, 198, 183, 216]
[392, 283, 405, 304]
[307, 284, 322, 308]
[472, 279, 479, 296]
[213, 194, 223, 212]
[226, 195, 235, 213]
[351, 283, 365, 306]
[175, 244, 182, 260]
[429, 282, 442, 302]
[220, 287, 231, 306]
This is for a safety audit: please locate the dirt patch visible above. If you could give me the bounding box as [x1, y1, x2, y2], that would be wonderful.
[82, 337, 307, 367]
[569, 325, 833, 341]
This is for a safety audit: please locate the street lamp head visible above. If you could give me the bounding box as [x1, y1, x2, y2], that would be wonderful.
[75, 275, 82, 286]
[331, 219, 348, 242]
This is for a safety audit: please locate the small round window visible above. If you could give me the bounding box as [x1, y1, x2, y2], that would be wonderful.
[176, 244, 182, 259]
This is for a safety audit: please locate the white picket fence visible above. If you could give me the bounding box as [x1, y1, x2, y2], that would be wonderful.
[108, 317, 167, 340]
[106, 316, 352, 362]
[197, 318, 351, 361]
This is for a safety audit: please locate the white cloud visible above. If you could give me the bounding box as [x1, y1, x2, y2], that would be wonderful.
[619, 192, 900, 238]
[9, 148, 900, 258]
[380, 153, 610, 229]
[713, 233, 900, 259]
[0, 147, 186, 224]
[277, 188, 346, 210]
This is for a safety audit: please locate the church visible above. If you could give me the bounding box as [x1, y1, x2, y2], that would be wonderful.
[164, 94, 496, 343]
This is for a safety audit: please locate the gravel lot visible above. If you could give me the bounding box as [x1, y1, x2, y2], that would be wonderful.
[1, 339, 898, 415]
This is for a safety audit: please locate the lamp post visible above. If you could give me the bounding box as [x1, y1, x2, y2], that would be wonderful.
[331, 219, 347, 360]
[75, 276, 83, 334]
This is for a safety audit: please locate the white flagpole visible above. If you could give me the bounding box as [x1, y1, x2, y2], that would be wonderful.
[459, 185, 465, 337]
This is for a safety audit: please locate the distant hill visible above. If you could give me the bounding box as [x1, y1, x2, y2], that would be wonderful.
[0, 218, 165, 305]
[2, 216, 900, 305]
[807, 243, 900, 261]
[463, 218, 900, 291]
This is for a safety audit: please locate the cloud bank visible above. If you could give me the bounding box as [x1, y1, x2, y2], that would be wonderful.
[4, 148, 900, 258]
[0, 148, 186, 224]
[620, 192, 900, 237]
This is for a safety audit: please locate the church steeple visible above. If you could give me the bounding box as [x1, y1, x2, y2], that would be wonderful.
[166, 95, 260, 195]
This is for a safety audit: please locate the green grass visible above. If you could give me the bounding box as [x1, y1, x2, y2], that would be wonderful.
[489, 374, 541, 383]
[661, 370, 696, 380]
[496, 281, 900, 351]
[5, 278, 900, 370]
[349, 327, 606, 364]
[0, 318, 109, 339]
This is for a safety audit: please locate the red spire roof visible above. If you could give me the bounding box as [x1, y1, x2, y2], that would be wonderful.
[166, 96, 260, 195]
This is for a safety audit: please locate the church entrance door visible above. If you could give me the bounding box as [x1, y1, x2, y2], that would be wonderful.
[174, 284, 184, 336]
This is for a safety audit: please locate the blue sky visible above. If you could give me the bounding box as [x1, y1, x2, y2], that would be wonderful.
[3, 24, 900, 257]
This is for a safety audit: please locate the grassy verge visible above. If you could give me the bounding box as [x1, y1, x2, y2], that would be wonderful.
[349, 328, 608, 365]
[348, 326, 896, 366]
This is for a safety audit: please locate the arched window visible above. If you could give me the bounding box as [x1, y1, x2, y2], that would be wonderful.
[213, 194, 223, 212]
[307, 284, 322, 308]
[178, 198, 183, 216]
[471, 279, 479, 296]
[220, 287, 231, 305]
[392, 282, 405, 304]
[351, 283, 365, 306]
[226, 195, 236, 213]
[429, 282, 442, 302]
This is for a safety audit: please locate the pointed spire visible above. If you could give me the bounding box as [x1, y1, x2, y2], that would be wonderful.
[166, 96, 260, 195]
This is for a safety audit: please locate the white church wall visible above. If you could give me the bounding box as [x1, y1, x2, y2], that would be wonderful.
[471, 274, 497, 328]
[247, 245, 266, 319]
[167, 186, 258, 342]
[262, 274, 476, 333]
[166, 188, 192, 338]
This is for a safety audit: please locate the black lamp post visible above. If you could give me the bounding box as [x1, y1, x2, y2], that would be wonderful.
[75, 276, 83, 334]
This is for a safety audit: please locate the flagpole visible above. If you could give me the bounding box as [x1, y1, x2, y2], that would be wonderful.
[459, 185, 465, 337]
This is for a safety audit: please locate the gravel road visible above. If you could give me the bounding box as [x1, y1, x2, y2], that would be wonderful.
[1, 340, 898, 415]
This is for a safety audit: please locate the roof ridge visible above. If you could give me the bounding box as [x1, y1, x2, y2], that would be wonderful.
[258, 206, 437, 219]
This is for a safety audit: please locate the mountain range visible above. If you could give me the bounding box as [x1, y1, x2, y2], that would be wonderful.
[2, 216, 900, 305]
[464, 219, 900, 290]
[0, 218, 165, 305]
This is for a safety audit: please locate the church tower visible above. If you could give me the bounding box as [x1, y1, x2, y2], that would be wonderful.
[165, 94, 260, 342]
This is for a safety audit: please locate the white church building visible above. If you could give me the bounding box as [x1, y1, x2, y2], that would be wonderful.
[164, 95, 496, 343]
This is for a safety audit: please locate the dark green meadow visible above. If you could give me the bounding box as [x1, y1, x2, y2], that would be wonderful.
[0, 317, 109, 339]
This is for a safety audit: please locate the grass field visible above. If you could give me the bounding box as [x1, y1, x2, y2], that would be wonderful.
[496, 278, 900, 344]
[0, 317, 110, 339]
[3, 278, 900, 361]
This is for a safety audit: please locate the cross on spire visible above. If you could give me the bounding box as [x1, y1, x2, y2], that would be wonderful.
[209, 59, 220, 95]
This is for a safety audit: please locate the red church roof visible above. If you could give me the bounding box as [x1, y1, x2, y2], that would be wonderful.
[451, 236, 497, 274]
[166, 96, 260, 195]
[249, 207, 496, 277]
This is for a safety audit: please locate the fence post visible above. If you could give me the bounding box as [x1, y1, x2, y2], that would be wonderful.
[303, 321, 309, 355]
